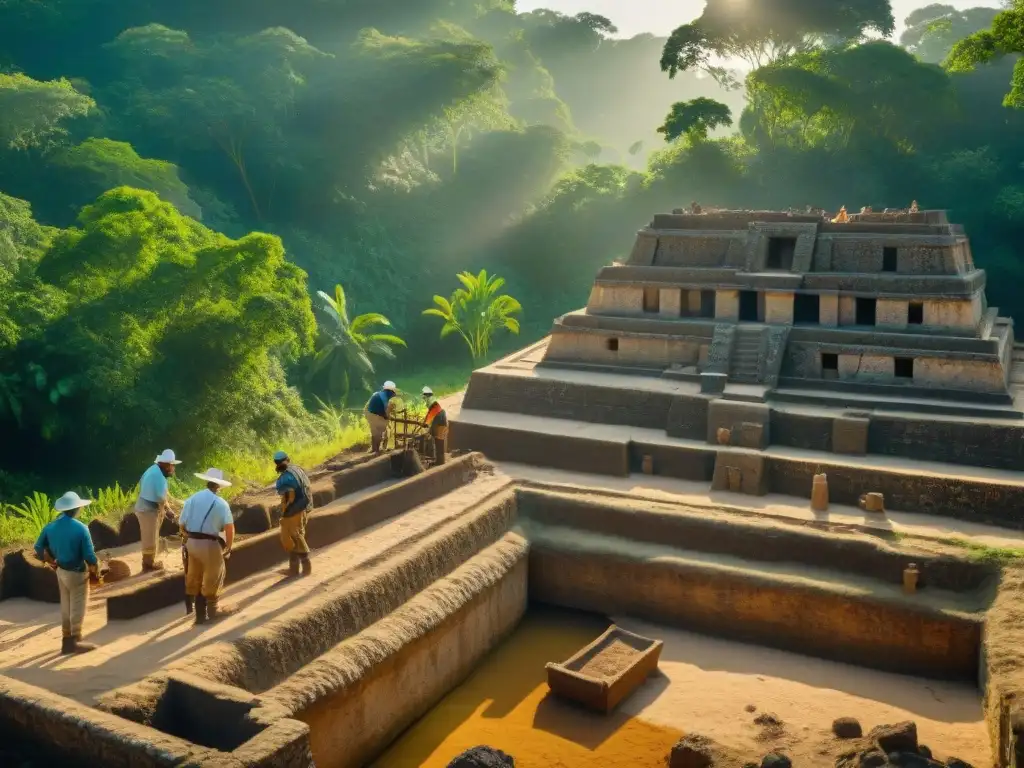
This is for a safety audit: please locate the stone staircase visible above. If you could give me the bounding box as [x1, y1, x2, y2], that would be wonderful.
[729, 326, 765, 383]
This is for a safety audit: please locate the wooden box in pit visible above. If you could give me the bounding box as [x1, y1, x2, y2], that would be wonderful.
[545, 625, 663, 714]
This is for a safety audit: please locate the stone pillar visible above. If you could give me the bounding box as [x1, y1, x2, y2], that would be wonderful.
[716, 290, 739, 321]
[838, 296, 856, 326]
[660, 289, 682, 318]
[820, 293, 839, 327]
[811, 473, 829, 512]
[765, 292, 794, 324]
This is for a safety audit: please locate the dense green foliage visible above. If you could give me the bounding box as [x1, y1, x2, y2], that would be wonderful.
[424, 270, 522, 360]
[0, 0, 1022, 506]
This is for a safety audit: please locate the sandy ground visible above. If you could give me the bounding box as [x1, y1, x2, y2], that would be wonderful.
[613, 616, 988, 766]
[0, 472, 510, 704]
[501, 461, 1024, 551]
[378, 608, 989, 768]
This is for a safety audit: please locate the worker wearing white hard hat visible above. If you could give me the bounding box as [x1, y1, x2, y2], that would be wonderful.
[365, 381, 398, 453]
[133, 448, 182, 571]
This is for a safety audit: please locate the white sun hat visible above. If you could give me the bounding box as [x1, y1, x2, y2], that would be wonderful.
[422, 386, 434, 396]
[54, 491, 93, 512]
[383, 381, 397, 392]
[154, 449, 182, 465]
[194, 467, 232, 488]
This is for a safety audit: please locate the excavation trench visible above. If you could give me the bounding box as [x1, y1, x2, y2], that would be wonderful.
[1, 469, 1019, 768]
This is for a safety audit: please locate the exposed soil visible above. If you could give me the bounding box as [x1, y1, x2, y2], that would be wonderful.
[576, 639, 640, 679]
[0, 473, 508, 704]
[378, 608, 989, 767]
[614, 616, 989, 767]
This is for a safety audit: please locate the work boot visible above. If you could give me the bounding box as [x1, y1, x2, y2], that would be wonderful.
[185, 595, 194, 616]
[288, 553, 300, 577]
[206, 596, 237, 622]
[60, 636, 74, 655]
[300, 555, 312, 577]
[141, 554, 165, 572]
[67, 634, 97, 654]
[194, 595, 208, 625]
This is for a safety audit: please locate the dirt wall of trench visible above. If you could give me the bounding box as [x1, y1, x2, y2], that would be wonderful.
[0, 673, 242, 767]
[982, 564, 1024, 767]
[106, 453, 484, 620]
[450, 420, 629, 476]
[262, 533, 529, 768]
[528, 536, 982, 682]
[98, 478, 517, 724]
[516, 488, 997, 593]
[455, 418, 1024, 527]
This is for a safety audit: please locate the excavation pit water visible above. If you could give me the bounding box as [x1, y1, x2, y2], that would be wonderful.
[376, 607, 990, 767]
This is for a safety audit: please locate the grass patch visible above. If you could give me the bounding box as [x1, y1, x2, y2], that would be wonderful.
[947, 538, 1024, 565]
[0, 357, 477, 550]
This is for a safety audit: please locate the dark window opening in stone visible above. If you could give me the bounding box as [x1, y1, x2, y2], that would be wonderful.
[607, 338, 619, 352]
[895, 357, 914, 379]
[767, 237, 797, 270]
[882, 247, 898, 272]
[793, 293, 820, 324]
[643, 287, 660, 313]
[856, 297, 877, 326]
[822, 353, 839, 380]
[700, 290, 716, 318]
[739, 291, 759, 322]
[908, 302, 924, 325]
[680, 290, 693, 317]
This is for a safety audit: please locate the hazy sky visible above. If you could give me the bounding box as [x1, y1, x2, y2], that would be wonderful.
[515, 0, 1003, 39]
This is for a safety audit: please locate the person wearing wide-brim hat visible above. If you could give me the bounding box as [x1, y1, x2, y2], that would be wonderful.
[178, 468, 237, 624]
[364, 380, 398, 453]
[272, 450, 313, 577]
[34, 491, 102, 655]
[134, 448, 182, 572]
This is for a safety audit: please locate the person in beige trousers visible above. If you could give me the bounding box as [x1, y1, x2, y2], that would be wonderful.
[179, 468, 236, 624]
[34, 492, 102, 654]
[134, 448, 181, 571]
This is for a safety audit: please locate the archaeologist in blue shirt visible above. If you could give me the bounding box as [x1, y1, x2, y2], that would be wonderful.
[364, 380, 397, 453]
[34, 491, 102, 655]
[273, 449, 314, 577]
[179, 468, 236, 625]
[134, 448, 181, 572]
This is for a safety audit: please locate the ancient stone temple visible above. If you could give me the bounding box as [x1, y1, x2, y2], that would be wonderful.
[546, 208, 1013, 402]
[451, 207, 1024, 492]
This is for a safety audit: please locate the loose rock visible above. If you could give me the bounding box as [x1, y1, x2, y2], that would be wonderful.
[670, 734, 716, 768]
[233, 504, 272, 534]
[946, 760, 974, 768]
[869, 722, 918, 754]
[761, 753, 791, 768]
[832, 717, 863, 739]
[104, 558, 131, 582]
[447, 745, 515, 768]
[88, 519, 120, 551]
[859, 749, 887, 767]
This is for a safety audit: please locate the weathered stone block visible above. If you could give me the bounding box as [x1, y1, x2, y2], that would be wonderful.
[707, 400, 770, 447]
[736, 422, 766, 450]
[833, 415, 870, 456]
[711, 450, 767, 496]
[700, 372, 727, 395]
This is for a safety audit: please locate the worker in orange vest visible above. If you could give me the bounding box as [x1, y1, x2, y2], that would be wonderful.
[421, 387, 449, 465]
